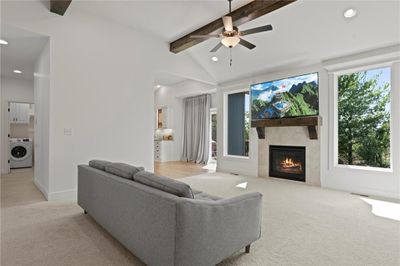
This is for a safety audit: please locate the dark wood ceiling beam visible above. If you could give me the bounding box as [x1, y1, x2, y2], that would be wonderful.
[50, 0, 72, 16]
[169, 0, 297, 54]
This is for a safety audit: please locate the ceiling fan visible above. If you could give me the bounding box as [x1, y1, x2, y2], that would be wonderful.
[190, 0, 273, 53]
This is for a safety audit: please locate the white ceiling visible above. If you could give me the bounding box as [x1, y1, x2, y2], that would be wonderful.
[74, 0, 252, 42]
[154, 71, 191, 86]
[189, 0, 400, 83]
[2, 0, 399, 85]
[73, 0, 400, 84]
[1, 25, 48, 80]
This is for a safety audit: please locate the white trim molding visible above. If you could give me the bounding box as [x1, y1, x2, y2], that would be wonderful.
[323, 53, 400, 199]
[323, 44, 400, 72]
[222, 88, 250, 159]
[33, 178, 49, 200]
[47, 189, 77, 201]
[217, 85, 258, 177]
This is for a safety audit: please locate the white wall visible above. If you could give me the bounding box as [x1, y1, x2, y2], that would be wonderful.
[0, 76, 34, 174]
[216, 64, 327, 177]
[154, 79, 216, 161]
[322, 48, 400, 199]
[217, 46, 399, 199]
[33, 40, 50, 198]
[2, 2, 215, 200]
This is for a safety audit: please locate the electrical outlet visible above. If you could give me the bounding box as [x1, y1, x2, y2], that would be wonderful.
[64, 128, 72, 136]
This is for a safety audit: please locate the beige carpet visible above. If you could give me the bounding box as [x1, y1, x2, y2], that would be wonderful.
[1, 169, 143, 266]
[1, 170, 399, 265]
[183, 173, 400, 266]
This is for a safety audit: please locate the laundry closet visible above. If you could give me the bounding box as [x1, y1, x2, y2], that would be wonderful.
[8, 102, 34, 170]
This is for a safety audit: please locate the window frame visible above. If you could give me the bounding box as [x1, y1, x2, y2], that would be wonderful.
[209, 107, 217, 163]
[223, 88, 251, 159]
[333, 62, 393, 172]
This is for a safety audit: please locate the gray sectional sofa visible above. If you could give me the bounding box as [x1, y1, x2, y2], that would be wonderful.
[77, 161, 262, 266]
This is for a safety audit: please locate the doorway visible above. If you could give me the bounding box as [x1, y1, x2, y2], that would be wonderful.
[1, 25, 50, 200]
[8, 102, 35, 174]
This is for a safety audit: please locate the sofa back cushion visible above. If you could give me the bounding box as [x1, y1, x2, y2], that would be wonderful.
[134, 171, 194, 199]
[105, 163, 144, 179]
[89, 160, 112, 171]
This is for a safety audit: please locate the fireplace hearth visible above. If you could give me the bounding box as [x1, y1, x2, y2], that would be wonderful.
[269, 145, 305, 182]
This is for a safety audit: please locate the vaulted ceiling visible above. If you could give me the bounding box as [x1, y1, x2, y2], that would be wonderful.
[74, 0, 400, 84]
[2, 0, 400, 85]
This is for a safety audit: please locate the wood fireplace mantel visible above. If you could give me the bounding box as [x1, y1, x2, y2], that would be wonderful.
[251, 116, 321, 140]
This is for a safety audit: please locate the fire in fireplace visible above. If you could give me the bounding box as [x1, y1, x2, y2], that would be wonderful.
[269, 145, 305, 182]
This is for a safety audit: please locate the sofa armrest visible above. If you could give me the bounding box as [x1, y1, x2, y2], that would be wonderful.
[175, 192, 262, 266]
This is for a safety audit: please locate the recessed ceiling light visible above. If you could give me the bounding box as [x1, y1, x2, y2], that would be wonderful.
[344, 8, 357, 18]
[155, 85, 161, 89]
[211, 56, 219, 62]
[13, 70, 22, 74]
[0, 39, 8, 45]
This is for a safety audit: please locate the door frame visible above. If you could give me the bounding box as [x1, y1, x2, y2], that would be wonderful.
[6, 101, 34, 174]
[209, 107, 217, 163]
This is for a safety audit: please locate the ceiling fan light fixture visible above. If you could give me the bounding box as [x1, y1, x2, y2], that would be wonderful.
[221, 36, 240, 48]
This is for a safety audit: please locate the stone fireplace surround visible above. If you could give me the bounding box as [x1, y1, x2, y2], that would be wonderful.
[258, 126, 321, 186]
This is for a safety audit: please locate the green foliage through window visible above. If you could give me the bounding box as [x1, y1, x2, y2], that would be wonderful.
[338, 67, 391, 168]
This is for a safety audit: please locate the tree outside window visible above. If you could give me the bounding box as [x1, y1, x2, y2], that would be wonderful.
[338, 67, 391, 168]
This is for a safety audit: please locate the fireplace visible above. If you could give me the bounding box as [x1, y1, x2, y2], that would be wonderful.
[269, 145, 305, 182]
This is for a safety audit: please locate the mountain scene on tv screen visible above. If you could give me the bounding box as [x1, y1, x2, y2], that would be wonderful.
[251, 73, 319, 119]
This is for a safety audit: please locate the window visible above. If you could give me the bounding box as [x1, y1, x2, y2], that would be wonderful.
[337, 66, 391, 168]
[226, 91, 250, 157]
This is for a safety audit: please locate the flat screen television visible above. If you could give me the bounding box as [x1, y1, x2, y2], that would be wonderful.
[250, 72, 319, 120]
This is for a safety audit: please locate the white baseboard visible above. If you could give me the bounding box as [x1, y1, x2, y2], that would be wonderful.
[322, 183, 400, 200]
[33, 179, 77, 201]
[216, 166, 257, 177]
[33, 178, 49, 200]
[47, 189, 77, 201]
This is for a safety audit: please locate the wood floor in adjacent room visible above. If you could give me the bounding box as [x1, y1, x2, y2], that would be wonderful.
[154, 161, 216, 179]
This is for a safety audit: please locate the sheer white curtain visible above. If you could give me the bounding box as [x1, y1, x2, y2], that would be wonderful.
[181, 94, 211, 164]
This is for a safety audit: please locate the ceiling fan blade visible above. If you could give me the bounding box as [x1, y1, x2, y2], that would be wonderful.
[210, 42, 223, 52]
[240, 25, 273, 36]
[222, 16, 233, 32]
[190, 34, 220, 39]
[239, 38, 256, 50]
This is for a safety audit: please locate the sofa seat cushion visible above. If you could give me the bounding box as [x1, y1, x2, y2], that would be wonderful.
[89, 160, 112, 171]
[134, 171, 194, 199]
[194, 192, 222, 201]
[192, 188, 221, 201]
[191, 188, 203, 195]
[105, 163, 144, 179]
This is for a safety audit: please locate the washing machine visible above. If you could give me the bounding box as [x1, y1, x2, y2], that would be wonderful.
[10, 138, 33, 169]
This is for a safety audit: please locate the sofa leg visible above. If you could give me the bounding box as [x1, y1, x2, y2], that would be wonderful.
[245, 244, 251, 253]
[84, 210, 87, 214]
